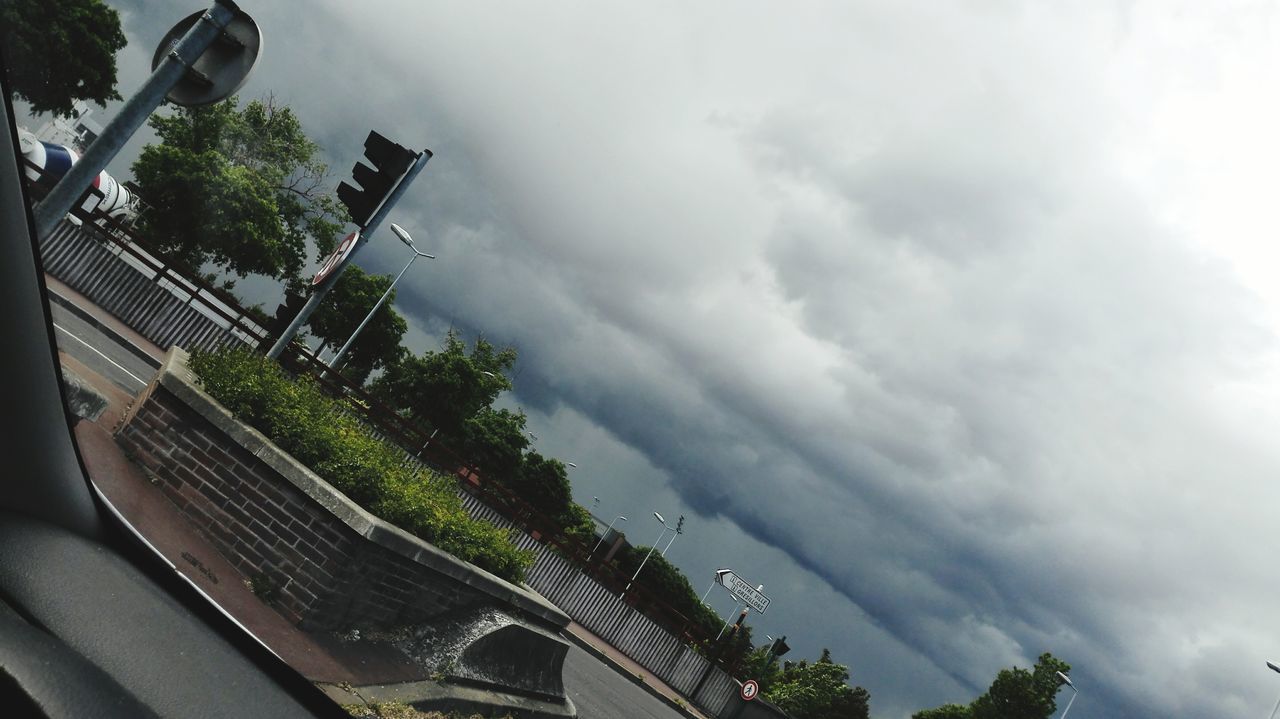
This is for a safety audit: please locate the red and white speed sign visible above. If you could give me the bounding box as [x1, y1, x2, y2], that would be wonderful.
[312, 231, 360, 286]
[741, 679, 759, 701]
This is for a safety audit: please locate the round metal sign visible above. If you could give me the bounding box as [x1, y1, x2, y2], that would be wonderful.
[741, 679, 759, 702]
[312, 231, 360, 286]
[152, 8, 263, 106]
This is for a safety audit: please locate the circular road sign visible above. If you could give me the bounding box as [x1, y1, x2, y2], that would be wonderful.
[152, 9, 263, 106]
[741, 679, 760, 702]
[312, 231, 360, 286]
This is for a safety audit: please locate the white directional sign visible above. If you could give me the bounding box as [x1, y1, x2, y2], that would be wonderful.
[717, 569, 770, 614]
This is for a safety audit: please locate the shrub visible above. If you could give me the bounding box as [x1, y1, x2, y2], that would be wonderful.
[188, 348, 533, 583]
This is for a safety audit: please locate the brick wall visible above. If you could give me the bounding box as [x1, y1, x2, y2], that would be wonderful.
[117, 378, 505, 632]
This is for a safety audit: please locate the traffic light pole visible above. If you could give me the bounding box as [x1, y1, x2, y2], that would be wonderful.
[265, 150, 431, 360]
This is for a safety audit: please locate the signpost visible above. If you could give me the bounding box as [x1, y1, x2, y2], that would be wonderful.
[741, 679, 759, 702]
[717, 569, 770, 614]
[266, 132, 430, 360]
[34, 0, 259, 240]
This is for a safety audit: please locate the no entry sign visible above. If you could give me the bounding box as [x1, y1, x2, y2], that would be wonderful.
[741, 679, 759, 701]
[313, 231, 360, 286]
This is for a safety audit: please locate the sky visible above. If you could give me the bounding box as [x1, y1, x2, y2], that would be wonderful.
[61, 1, 1280, 716]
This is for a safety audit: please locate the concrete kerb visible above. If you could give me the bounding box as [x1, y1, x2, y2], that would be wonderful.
[45, 284, 162, 369]
[559, 627, 709, 719]
[318, 678, 577, 719]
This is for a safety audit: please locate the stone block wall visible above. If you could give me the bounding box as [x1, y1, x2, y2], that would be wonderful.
[115, 349, 568, 634]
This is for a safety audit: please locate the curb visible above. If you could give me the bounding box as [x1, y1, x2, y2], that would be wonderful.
[560, 627, 708, 719]
[45, 285, 163, 369]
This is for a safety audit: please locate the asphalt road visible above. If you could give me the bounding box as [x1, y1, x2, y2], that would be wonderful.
[48, 299, 156, 394]
[562, 643, 690, 719]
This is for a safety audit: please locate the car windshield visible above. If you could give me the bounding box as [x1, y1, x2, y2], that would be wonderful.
[8, 2, 1280, 719]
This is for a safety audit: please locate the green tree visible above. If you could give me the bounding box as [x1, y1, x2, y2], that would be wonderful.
[912, 653, 1071, 719]
[1, 0, 127, 117]
[305, 265, 408, 383]
[610, 547, 733, 650]
[912, 704, 972, 719]
[515, 451, 572, 517]
[557, 501, 597, 547]
[370, 330, 516, 437]
[768, 649, 870, 719]
[131, 95, 348, 284]
[456, 407, 530, 482]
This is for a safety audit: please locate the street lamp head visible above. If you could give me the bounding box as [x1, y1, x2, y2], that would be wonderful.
[1268, 660, 1280, 674]
[653, 511, 665, 524]
[1056, 671, 1074, 687]
[567, 462, 578, 468]
[617, 516, 627, 522]
[390, 223, 414, 248]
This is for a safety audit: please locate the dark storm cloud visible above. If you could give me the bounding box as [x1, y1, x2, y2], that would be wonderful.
[82, 1, 1280, 716]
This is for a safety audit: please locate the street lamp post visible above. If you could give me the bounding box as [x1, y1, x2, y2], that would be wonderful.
[701, 568, 732, 605]
[1267, 661, 1280, 719]
[328, 223, 433, 370]
[660, 514, 684, 557]
[1056, 671, 1077, 719]
[624, 512, 672, 593]
[592, 515, 626, 556]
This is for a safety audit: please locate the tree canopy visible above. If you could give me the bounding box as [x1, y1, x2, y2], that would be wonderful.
[131, 96, 348, 284]
[1, 0, 127, 117]
[768, 649, 871, 719]
[306, 265, 408, 383]
[912, 653, 1071, 719]
[370, 330, 515, 438]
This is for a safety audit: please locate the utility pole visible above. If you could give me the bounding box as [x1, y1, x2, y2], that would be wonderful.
[266, 133, 430, 360]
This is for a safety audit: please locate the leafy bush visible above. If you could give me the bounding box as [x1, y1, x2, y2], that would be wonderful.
[188, 348, 533, 582]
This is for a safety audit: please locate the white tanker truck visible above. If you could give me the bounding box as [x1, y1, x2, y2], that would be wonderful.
[17, 128, 141, 227]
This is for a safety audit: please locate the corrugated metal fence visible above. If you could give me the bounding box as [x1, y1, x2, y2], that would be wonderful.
[460, 493, 741, 716]
[40, 220, 267, 354]
[38, 218, 743, 717]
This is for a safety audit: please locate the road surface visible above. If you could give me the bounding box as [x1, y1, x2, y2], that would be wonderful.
[48, 299, 156, 393]
[562, 643, 691, 719]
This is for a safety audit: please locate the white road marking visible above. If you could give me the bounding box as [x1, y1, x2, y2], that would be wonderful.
[52, 321, 148, 386]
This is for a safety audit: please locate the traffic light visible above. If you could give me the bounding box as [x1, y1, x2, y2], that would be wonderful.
[771, 636, 790, 657]
[337, 131, 419, 227]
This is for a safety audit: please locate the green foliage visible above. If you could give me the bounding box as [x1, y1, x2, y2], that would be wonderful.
[456, 407, 529, 481]
[1, 0, 126, 116]
[513, 451, 572, 517]
[768, 649, 871, 719]
[912, 704, 972, 719]
[187, 347, 532, 582]
[611, 546, 736, 651]
[558, 502, 597, 547]
[131, 96, 348, 284]
[370, 330, 515, 438]
[307, 265, 408, 383]
[911, 653, 1071, 719]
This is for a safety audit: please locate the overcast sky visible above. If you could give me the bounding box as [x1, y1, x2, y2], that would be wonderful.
[80, 1, 1280, 716]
